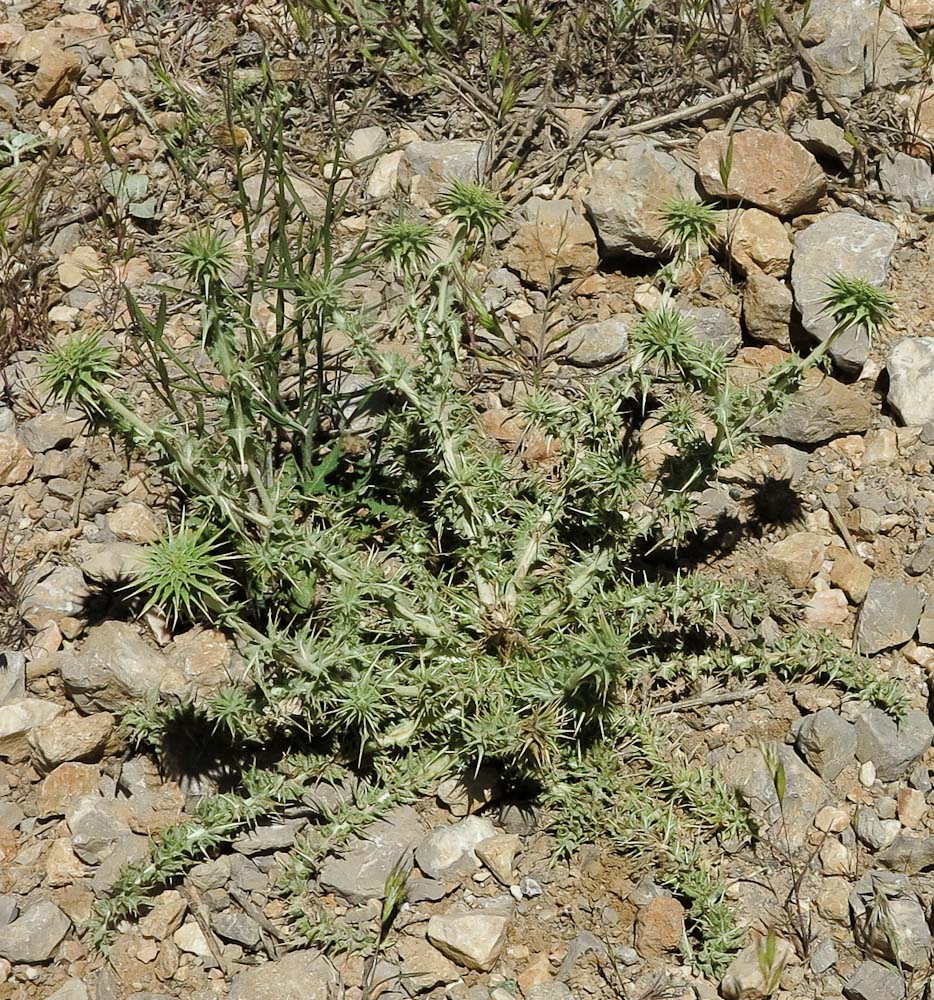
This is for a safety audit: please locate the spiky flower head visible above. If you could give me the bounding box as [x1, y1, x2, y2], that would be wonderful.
[131, 518, 232, 626]
[820, 273, 895, 341]
[41, 332, 116, 414]
[176, 229, 233, 291]
[436, 178, 508, 244]
[373, 217, 436, 276]
[660, 197, 720, 261]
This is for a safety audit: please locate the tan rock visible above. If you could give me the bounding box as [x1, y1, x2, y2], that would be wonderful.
[891, 0, 934, 28]
[765, 532, 826, 589]
[89, 79, 124, 117]
[505, 197, 598, 287]
[57, 245, 102, 289]
[0, 434, 32, 486]
[0, 23, 26, 57]
[436, 765, 501, 816]
[174, 921, 212, 957]
[37, 762, 100, 817]
[139, 890, 187, 939]
[475, 834, 520, 884]
[15, 26, 61, 64]
[106, 502, 163, 543]
[0, 699, 63, 762]
[804, 589, 849, 627]
[516, 954, 552, 995]
[427, 912, 508, 971]
[727, 209, 792, 277]
[45, 837, 87, 887]
[742, 269, 792, 349]
[634, 896, 685, 958]
[33, 46, 82, 107]
[897, 787, 926, 828]
[698, 129, 826, 216]
[29, 711, 115, 771]
[477, 408, 558, 463]
[828, 546, 873, 604]
[395, 934, 460, 991]
[720, 935, 794, 999]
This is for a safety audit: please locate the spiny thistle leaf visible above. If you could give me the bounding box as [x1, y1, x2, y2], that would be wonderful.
[660, 197, 720, 261]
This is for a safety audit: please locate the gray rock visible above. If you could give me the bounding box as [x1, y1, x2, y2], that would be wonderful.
[856, 579, 924, 654]
[319, 805, 424, 904]
[795, 709, 857, 780]
[212, 911, 261, 948]
[718, 744, 827, 849]
[67, 795, 133, 865]
[854, 706, 933, 781]
[850, 871, 932, 970]
[853, 807, 900, 851]
[720, 935, 794, 1000]
[801, 0, 920, 100]
[879, 152, 934, 210]
[48, 980, 88, 1000]
[843, 960, 905, 1000]
[0, 894, 18, 925]
[231, 818, 306, 856]
[90, 834, 149, 894]
[809, 937, 838, 974]
[78, 542, 146, 583]
[499, 801, 539, 835]
[790, 210, 897, 373]
[400, 139, 490, 205]
[0, 899, 71, 963]
[680, 305, 742, 355]
[878, 832, 934, 872]
[427, 911, 509, 971]
[887, 337, 934, 426]
[583, 139, 697, 258]
[790, 118, 856, 171]
[20, 565, 88, 630]
[406, 877, 448, 902]
[564, 317, 632, 366]
[17, 409, 84, 452]
[526, 985, 574, 1000]
[907, 538, 934, 575]
[229, 950, 340, 1000]
[557, 930, 607, 978]
[59, 621, 177, 712]
[416, 816, 497, 880]
[0, 650, 25, 706]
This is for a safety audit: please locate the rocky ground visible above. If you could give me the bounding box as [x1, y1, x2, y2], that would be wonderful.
[7, 0, 934, 999]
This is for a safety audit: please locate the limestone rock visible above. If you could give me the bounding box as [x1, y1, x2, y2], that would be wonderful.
[856, 579, 923, 654]
[742, 269, 792, 348]
[795, 709, 857, 781]
[229, 950, 341, 1000]
[720, 935, 794, 999]
[0, 699, 63, 762]
[59, 621, 180, 712]
[0, 900, 71, 963]
[854, 706, 933, 781]
[887, 337, 934, 426]
[505, 197, 598, 287]
[416, 816, 497, 880]
[319, 805, 424, 904]
[790, 210, 897, 373]
[564, 317, 633, 366]
[765, 532, 826, 589]
[583, 140, 697, 258]
[0, 434, 32, 485]
[727, 208, 792, 276]
[29, 711, 114, 771]
[697, 129, 826, 215]
[732, 346, 873, 444]
[33, 47, 81, 106]
[427, 911, 509, 971]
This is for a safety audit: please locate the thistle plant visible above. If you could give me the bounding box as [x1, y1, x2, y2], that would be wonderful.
[819, 272, 896, 354]
[47, 112, 903, 973]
